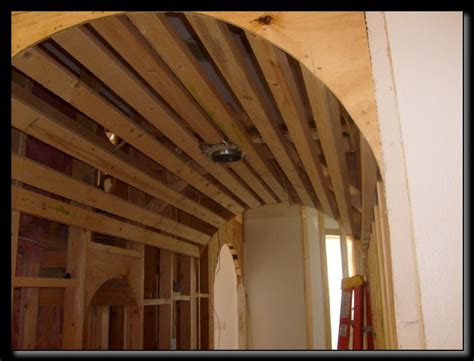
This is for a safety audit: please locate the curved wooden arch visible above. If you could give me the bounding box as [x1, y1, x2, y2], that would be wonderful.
[11, 11, 382, 174]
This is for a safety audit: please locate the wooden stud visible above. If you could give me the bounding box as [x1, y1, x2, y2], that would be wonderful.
[300, 206, 314, 349]
[128, 13, 287, 204]
[187, 15, 315, 208]
[247, 34, 336, 218]
[62, 227, 89, 349]
[300, 64, 354, 234]
[359, 136, 378, 242]
[12, 185, 200, 258]
[99, 306, 110, 350]
[317, 211, 332, 349]
[14, 277, 79, 288]
[158, 250, 173, 349]
[12, 79, 225, 229]
[11, 211, 20, 315]
[339, 227, 349, 278]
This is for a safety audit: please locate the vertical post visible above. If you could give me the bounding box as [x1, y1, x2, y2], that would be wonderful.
[179, 255, 191, 349]
[11, 211, 20, 316]
[158, 250, 173, 349]
[340, 228, 349, 278]
[123, 307, 130, 349]
[190, 257, 197, 349]
[300, 206, 314, 349]
[317, 211, 332, 349]
[99, 306, 110, 350]
[62, 228, 89, 349]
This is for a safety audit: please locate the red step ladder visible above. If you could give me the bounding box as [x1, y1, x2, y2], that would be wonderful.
[337, 275, 374, 350]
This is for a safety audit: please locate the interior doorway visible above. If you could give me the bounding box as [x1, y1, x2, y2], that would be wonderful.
[213, 244, 239, 349]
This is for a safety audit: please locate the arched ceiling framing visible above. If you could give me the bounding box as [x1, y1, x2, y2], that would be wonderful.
[11, 11, 380, 250]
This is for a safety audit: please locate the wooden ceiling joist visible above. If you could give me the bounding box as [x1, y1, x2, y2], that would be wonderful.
[186, 15, 315, 208]
[127, 12, 287, 204]
[12, 154, 209, 245]
[247, 33, 336, 219]
[300, 65, 355, 236]
[13, 42, 243, 216]
[51, 26, 257, 212]
[89, 15, 269, 208]
[12, 185, 200, 257]
[12, 83, 226, 228]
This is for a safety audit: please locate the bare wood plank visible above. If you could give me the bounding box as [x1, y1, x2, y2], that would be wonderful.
[52, 26, 248, 214]
[93, 288, 137, 307]
[91, 16, 267, 209]
[300, 64, 354, 234]
[87, 241, 142, 259]
[339, 227, 349, 278]
[14, 277, 79, 288]
[247, 33, 336, 218]
[12, 185, 200, 258]
[12, 211, 20, 312]
[41, 250, 67, 269]
[11, 83, 225, 228]
[130, 243, 145, 349]
[359, 136, 378, 242]
[300, 206, 314, 349]
[190, 257, 197, 349]
[143, 298, 172, 306]
[128, 13, 286, 204]
[12, 154, 209, 244]
[317, 211, 332, 349]
[99, 306, 110, 350]
[187, 15, 315, 208]
[159, 250, 173, 349]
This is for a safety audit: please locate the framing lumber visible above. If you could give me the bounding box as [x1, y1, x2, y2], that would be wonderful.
[317, 211, 332, 349]
[12, 211, 20, 311]
[13, 44, 242, 216]
[52, 26, 251, 213]
[87, 241, 143, 259]
[41, 250, 67, 269]
[62, 227, 88, 349]
[12, 154, 209, 245]
[14, 277, 79, 288]
[93, 289, 136, 306]
[87, 17, 261, 208]
[339, 227, 349, 278]
[300, 64, 354, 235]
[12, 185, 200, 258]
[187, 15, 315, 208]
[127, 13, 287, 204]
[159, 250, 174, 349]
[300, 206, 314, 348]
[247, 33, 336, 218]
[11, 82, 225, 228]
[359, 136, 378, 242]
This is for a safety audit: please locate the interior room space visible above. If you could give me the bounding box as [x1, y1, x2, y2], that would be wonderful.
[9, 11, 463, 353]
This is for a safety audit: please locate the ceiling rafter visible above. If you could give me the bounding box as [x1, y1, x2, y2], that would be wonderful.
[246, 32, 337, 219]
[12, 82, 226, 228]
[127, 12, 288, 204]
[49, 26, 247, 215]
[186, 14, 316, 208]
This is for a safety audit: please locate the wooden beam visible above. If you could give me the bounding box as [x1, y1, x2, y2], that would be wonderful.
[359, 136, 378, 242]
[247, 33, 336, 218]
[13, 154, 209, 245]
[12, 211, 20, 313]
[14, 277, 79, 288]
[12, 185, 200, 258]
[339, 227, 349, 278]
[128, 13, 287, 204]
[300, 64, 354, 234]
[90, 16, 269, 210]
[187, 15, 315, 208]
[99, 306, 110, 350]
[317, 211, 332, 349]
[300, 206, 314, 348]
[159, 250, 174, 349]
[87, 241, 143, 259]
[11, 82, 225, 228]
[143, 298, 172, 306]
[93, 288, 137, 307]
[52, 26, 250, 214]
[39, 288, 64, 307]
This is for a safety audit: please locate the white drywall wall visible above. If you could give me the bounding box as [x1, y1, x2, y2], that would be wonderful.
[243, 204, 328, 349]
[367, 11, 463, 349]
[213, 244, 239, 349]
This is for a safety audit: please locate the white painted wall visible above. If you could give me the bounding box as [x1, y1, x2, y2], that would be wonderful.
[213, 245, 239, 349]
[243, 204, 328, 349]
[367, 12, 463, 349]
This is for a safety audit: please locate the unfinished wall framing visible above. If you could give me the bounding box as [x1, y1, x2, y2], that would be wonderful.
[11, 11, 396, 350]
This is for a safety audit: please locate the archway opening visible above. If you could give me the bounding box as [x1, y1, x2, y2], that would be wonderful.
[83, 278, 138, 350]
[213, 244, 239, 349]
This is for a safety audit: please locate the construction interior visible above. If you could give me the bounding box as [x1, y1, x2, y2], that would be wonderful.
[10, 12, 463, 350]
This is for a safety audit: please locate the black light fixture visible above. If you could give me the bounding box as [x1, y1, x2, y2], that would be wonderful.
[200, 140, 246, 163]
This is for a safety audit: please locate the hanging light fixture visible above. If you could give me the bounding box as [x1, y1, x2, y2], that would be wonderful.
[199, 140, 246, 163]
